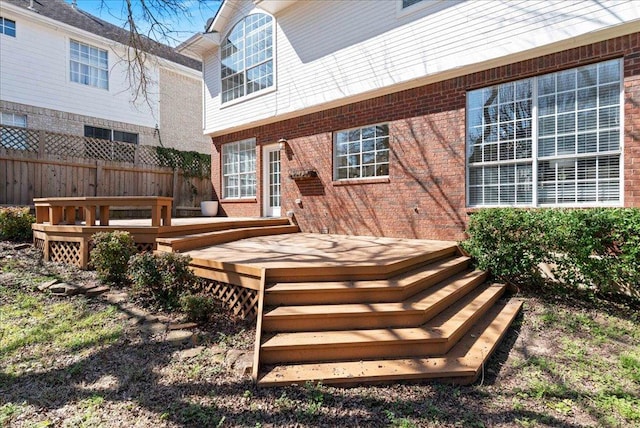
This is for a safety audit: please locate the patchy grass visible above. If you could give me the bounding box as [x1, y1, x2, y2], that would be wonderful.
[0, 241, 639, 427]
[0, 290, 122, 362]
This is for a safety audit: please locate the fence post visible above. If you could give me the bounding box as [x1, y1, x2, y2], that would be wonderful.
[96, 160, 105, 196]
[172, 168, 179, 217]
[134, 145, 140, 166]
[38, 130, 46, 157]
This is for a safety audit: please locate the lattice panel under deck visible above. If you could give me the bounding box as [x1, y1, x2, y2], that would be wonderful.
[201, 280, 259, 321]
[0, 126, 39, 152]
[49, 241, 82, 266]
[136, 243, 155, 252]
[33, 237, 46, 251]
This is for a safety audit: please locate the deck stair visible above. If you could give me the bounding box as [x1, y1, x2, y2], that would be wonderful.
[156, 217, 298, 253]
[256, 245, 522, 386]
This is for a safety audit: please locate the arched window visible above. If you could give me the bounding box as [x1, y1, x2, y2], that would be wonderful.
[221, 13, 273, 103]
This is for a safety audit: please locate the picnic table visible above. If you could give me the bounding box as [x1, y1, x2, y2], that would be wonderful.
[33, 196, 173, 227]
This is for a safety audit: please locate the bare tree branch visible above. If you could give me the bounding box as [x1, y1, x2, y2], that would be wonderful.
[91, 0, 214, 109]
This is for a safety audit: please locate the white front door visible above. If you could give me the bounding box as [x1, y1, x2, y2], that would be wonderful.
[263, 145, 281, 217]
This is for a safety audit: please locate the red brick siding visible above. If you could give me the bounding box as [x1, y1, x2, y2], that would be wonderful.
[212, 32, 640, 240]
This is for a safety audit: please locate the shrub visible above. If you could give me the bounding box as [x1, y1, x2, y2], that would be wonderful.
[0, 207, 35, 241]
[128, 252, 199, 310]
[461, 208, 550, 287]
[179, 293, 217, 323]
[462, 208, 640, 299]
[90, 231, 136, 284]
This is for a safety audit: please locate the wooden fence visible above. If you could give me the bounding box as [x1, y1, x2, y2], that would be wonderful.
[0, 125, 212, 211]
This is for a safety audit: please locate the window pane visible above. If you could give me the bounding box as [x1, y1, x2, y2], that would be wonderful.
[2, 18, 16, 37]
[557, 70, 576, 92]
[599, 61, 619, 84]
[599, 83, 619, 107]
[578, 87, 597, 109]
[577, 66, 596, 88]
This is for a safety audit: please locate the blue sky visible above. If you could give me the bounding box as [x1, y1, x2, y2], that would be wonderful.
[73, 0, 222, 46]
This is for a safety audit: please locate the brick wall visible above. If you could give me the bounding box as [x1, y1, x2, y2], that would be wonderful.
[212, 32, 640, 240]
[159, 68, 210, 154]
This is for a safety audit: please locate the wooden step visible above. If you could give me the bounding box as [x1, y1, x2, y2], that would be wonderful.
[264, 244, 460, 283]
[264, 255, 471, 306]
[158, 217, 291, 238]
[257, 299, 523, 387]
[262, 269, 487, 332]
[260, 283, 505, 364]
[156, 224, 299, 252]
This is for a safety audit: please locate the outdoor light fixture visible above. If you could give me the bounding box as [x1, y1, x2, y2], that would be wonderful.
[278, 138, 288, 151]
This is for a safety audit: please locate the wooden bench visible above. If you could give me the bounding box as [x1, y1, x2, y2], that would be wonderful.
[33, 196, 173, 227]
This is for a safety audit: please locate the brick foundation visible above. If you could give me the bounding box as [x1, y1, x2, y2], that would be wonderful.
[212, 32, 640, 241]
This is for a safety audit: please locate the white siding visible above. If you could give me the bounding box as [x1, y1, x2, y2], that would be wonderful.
[203, 0, 640, 135]
[0, 8, 158, 128]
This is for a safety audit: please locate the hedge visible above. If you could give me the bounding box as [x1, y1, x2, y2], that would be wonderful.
[461, 208, 640, 299]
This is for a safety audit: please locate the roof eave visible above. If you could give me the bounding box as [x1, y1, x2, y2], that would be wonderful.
[176, 32, 220, 59]
[253, 0, 297, 15]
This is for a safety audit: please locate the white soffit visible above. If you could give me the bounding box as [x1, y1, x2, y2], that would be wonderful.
[253, 0, 297, 15]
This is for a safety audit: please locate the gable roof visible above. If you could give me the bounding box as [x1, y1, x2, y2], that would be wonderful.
[178, 0, 296, 59]
[4, 0, 201, 71]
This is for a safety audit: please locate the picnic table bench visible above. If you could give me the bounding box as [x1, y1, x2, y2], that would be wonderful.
[33, 196, 173, 227]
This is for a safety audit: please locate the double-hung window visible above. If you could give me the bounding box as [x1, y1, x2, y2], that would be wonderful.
[222, 139, 256, 198]
[221, 13, 273, 103]
[70, 40, 109, 89]
[0, 17, 16, 37]
[467, 59, 622, 207]
[334, 124, 390, 180]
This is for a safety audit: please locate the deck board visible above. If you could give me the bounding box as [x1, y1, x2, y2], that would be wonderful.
[184, 233, 457, 270]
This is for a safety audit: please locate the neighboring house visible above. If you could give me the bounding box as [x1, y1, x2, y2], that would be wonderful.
[180, 0, 640, 241]
[0, 0, 210, 154]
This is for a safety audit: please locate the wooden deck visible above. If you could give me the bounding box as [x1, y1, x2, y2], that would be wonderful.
[32, 206, 522, 387]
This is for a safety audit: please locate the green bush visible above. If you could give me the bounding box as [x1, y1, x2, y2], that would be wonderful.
[90, 231, 136, 284]
[0, 207, 35, 241]
[179, 293, 217, 323]
[128, 252, 199, 310]
[462, 208, 640, 298]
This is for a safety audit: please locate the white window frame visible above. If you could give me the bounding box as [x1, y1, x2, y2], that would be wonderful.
[70, 39, 109, 90]
[0, 17, 16, 37]
[0, 112, 27, 150]
[466, 59, 623, 208]
[220, 13, 275, 105]
[333, 123, 390, 181]
[0, 112, 26, 127]
[222, 138, 257, 199]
